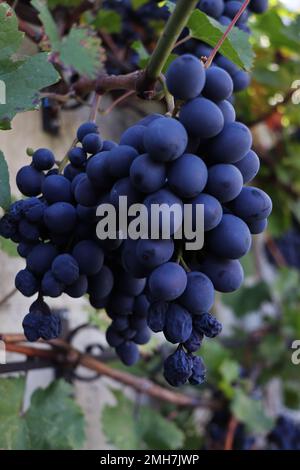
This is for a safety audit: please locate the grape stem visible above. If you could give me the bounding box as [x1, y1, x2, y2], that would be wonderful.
[205, 0, 251, 68]
[138, 0, 199, 95]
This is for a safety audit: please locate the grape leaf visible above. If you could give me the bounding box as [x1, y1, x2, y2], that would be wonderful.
[26, 380, 85, 449]
[0, 150, 11, 210]
[187, 9, 254, 70]
[0, 378, 30, 450]
[0, 3, 23, 61]
[222, 281, 271, 316]
[102, 389, 184, 450]
[94, 10, 122, 34]
[253, 9, 299, 52]
[231, 389, 274, 434]
[59, 27, 102, 78]
[31, 0, 60, 50]
[0, 53, 60, 130]
[0, 378, 86, 450]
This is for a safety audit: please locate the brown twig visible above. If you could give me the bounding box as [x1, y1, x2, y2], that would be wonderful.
[0, 288, 18, 308]
[224, 416, 239, 450]
[101, 90, 136, 115]
[2, 338, 208, 408]
[173, 34, 192, 49]
[205, 0, 251, 68]
[89, 92, 102, 122]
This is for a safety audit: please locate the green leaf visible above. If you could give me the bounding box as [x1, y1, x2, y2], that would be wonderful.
[0, 377, 30, 450]
[131, 0, 149, 9]
[219, 359, 240, 385]
[0, 53, 60, 129]
[102, 390, 184, 450]
[59, 27, 102, 78]
[26, 380, 85, 449]
[0, 3, 23, 61]
[188, 10, 254, 70]
[131, 40, 150, 68]
[222, 281, 272, 316]
[0, 150, 11, 210]
[253, 9, 299, 53]
[231, 389, 274, 434]
[94, 10, 122, 34]
[0, 378, 86, 450]
[31, 0, 60, 50]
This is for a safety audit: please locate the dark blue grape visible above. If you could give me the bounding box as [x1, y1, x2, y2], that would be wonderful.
[207, 214, 252, 259]
[72, 240, 104, 275]
[77, 121, 99, 142]
[52, 254, 80, 285]
[218, 100, 236, 124]
[122, 239, 151, 278]
[247, 218, 267, 234]
[16, 165, 44, 197]
[232, 70, 251, 92]
[74, 175, 100, 206]
[203, 66, 233, 102]
[207, 122, 252, 163]
[18, 219, 40, 242]
[15, 269, 39, 297]
[180, 271, 215, 314]
[191, 193, 223, 231]
[199, 254, 244, 292]
[130, 153, 166, 193]
[224, 1, 248, 24]
[249, 0, 268, 14]
[168, 153, 208, 198]
[44, 202, 77, 233]
[136, 239, 174, 270]
[148, 262, 187, 302]
[116, 341, 139, 366]
[0, 214, 17, 239]
[68, 147, 87, 167]
[32, 148, 55, 170]
[234, 150, 260, 183]
[88, 265, 114, 298]
[189, 355, 206, 385]
[147, 301, 168, 332]
[17, 241, 35, 258]
[133, 294, 150, 317]
[108, 292, 135, 315]
[63, 164, 83, 182]
[65, 275, 88, 298]
[143, 188, 183, 236]
[27, 243, 58, 275]
[184, 330, 204, 353]
[143, 117, 188, 162]
[106, 325, 123, 347]
[110, 177, 141, 207]
[133, 326, 151, 345]
[120, 125, 146, 153]
[230, 186, 272, 222]
[206, 164, 243, 203]
[117, 273, 146, 296]
[82, 133, 103, 154]
[42, 175, 72, 203]
[163, 348, 192, 387]
[164, 303, 192, 344]
[198, 0, 225, 18]
[102, 140, 118, 151]
[22, 197, 46, 222]
[108, 145, 138, 179]
[86, 151, 112, 189]
[41, 270, 64, 297]
[179, 97, 224, 138]
[23, 309, 61, 342]
[194, 312, 222, 338]
[166, 54, 206, 100]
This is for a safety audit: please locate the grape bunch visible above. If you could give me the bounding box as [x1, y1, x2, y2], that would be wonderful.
[103, 0, 268, 93]
[0, 54, 271, 387]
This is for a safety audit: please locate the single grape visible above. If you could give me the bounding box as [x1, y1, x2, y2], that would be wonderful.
[16, 166, 44, 197]
[148, 262, 187, 302]
[51, 254, 80, 285]
[72, 240, 104, 275]
[32, 148, 55, 171]
[42, 175, 73, 203]
[230, 186, 272, 222]
[199, 254, 244, 293]
[15, 269, 39, 297]
[44, 202, 77, 233]
[207, 122, 252, 163]
[191, 193, 223, 231]
[234, 150, 260, 183]
[77, 121, 99, 142]
[120, 125, 146, 153]
[116, 341, 139, 366]
[130, 153, 166, 193]
[164, 303, 192, 344]
[166, 54, 206, 100]
[168, 153, 208, 198]
[144, 117, 188, 162]
[163, 348, 192, 387]
[206, 164, 243, 203]
[207, 214, 252, 259]
[136, 239, 174, 270]
[202, 66, 234, 102]
[180, 271, 215, 314]
[179, 97, 224, 138]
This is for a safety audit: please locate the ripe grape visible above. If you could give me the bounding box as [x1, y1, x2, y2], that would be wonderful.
[179, 97, 224, 138]
[168, 153, 208, 198]
[166, 54, 206, 100]
[32, 148, 55, 170]
[143, 117, 188, 162]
